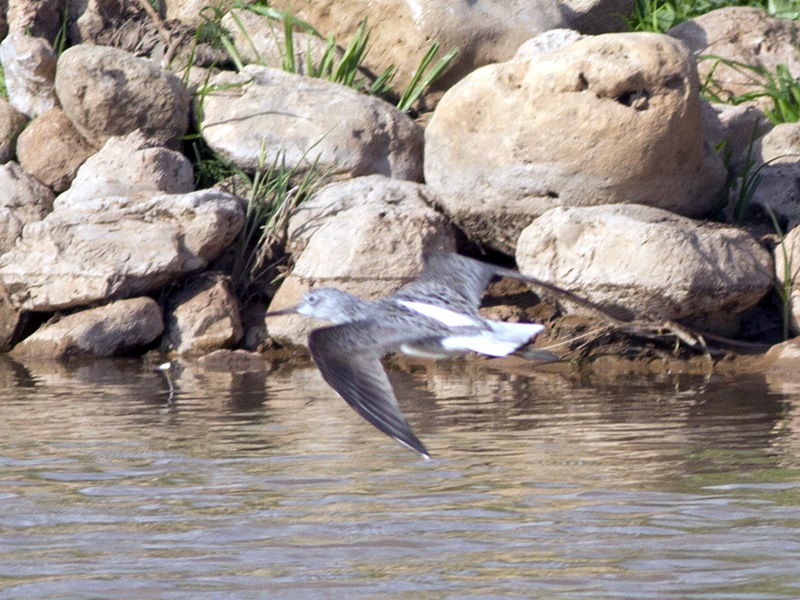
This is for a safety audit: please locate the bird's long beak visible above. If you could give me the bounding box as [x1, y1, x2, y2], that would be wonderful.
[264, 305, 299, 318]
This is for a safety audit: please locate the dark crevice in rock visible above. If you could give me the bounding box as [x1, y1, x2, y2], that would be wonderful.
[615, 89, 650, 110]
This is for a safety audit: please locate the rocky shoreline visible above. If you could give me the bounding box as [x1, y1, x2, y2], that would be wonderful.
[0, 1, 799, 371]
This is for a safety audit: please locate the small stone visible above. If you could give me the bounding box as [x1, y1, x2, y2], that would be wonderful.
[55, 130, 195, 209]
[55, 44, 190, 149]
[0, 161, 54, 254]
[0, 33, 58, 118]
[16, 107, 96, 192]
[0, 98, 29, 163]
[163, 273, 244, 355]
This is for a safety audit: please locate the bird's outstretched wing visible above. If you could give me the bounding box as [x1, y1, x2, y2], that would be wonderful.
[403, 252, 625, 327]
[308, 321, 430, 458]
[391, 253, 501, 315]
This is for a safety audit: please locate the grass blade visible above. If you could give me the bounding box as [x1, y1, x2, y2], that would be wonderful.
[397, 45, 458, 112]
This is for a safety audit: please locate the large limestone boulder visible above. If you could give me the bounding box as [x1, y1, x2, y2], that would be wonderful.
[55, 44, 190, 149]
[10, 297, 164, 359]
[669, 7, 800, 110]
[16, 107, 96, 193]
[272, 0, 565, 96]
[0, 98, 28, 163]
[425, 32, 727, 254]
[55, 130, 195, 208]
[516, 204, 773, 333]
[0, 162, 54, 253]
[0, 190, 245, 312]
[201, 66, 424, 181]
[266, 175, 456, 346]
[0, 33, 58, 118]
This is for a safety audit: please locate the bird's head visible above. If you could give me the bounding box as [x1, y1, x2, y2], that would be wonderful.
[265, 288, 370, 324]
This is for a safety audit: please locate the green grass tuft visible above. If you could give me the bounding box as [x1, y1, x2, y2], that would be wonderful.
[701, 57, 800, 124]
[224, 5, 457, 112]
[626, 0, 796, 33]
[227, 142, 326, 302]
[189, 73, 327, 302]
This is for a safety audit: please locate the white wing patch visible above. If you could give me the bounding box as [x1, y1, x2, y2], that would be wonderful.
[441, 322, 545, 357]
[398, 300, 476, 327]
[441, 334, 520, 357]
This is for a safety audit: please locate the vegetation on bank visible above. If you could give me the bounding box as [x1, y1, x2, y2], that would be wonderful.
[187, 2, 458, 305]
[626, 0, 800, 32]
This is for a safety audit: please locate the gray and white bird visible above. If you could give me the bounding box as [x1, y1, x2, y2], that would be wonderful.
[266, 252, 551, 458]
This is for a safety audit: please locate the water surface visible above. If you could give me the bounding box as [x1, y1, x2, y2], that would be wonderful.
[0, 355, 798, 599]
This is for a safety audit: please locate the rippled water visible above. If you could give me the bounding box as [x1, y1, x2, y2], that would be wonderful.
[0, 354, 798, 599]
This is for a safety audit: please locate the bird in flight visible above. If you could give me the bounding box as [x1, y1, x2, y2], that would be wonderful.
[266, 253, 552, 458]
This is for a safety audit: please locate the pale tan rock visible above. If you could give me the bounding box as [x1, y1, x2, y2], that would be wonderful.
[201, 66, 423, 181]
[55, 130, 195, 209]
[669, 7, 800, 110]
[0, 190, 244, 312]
[0, 161, 54, 253]
[0, 33, 58, 118]
[10, 297, 164, 359]
[516, 204, 773, 333]
[774, 224, 800, 336]
[163, 273, 243, 355]
[0, 98, 28, 163]
[16, 107, 95, 192]
[55, 44, 190, 149]
[425, 32, 726, 254]
[266, 175, 456, 346]
[272, 0, 565, 98]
